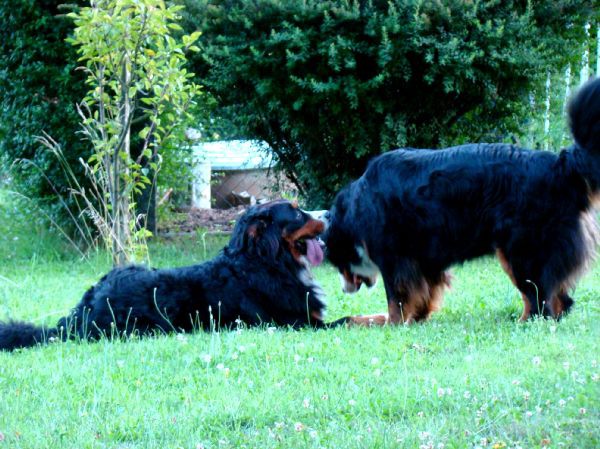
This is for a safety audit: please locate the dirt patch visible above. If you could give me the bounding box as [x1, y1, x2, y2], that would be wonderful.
[158, 206, 248, 234]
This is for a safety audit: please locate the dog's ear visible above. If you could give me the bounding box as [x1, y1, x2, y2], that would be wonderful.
[228, 208, 280, 259]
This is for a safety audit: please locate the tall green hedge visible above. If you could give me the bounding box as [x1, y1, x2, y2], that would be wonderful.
[0, 0, 87, 208]
[183, 0, 597, 207]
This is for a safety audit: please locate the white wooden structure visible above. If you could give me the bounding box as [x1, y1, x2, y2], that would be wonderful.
[191, 140, 274, 209]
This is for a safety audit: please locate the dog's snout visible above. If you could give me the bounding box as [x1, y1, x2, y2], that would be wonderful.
[306, 210, 330, 230]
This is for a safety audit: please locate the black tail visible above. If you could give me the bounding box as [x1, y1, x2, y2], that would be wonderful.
[569, 77, 600, 155]
[0, 320, 60, 351]
[568, 77, 600, 192]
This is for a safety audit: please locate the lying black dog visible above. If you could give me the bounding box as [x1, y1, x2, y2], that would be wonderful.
[0, 200, 336, 351]
[324, 77, 600, 324]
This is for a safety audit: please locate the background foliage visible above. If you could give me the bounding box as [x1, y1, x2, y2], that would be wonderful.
[0, 0, 87, 213]
[182, 0, 597, 206]
[1, 1, 598, 218]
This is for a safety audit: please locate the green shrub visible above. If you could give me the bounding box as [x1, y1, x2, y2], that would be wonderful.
[183, 0, 597, 207]
[0, 0, 87, 210]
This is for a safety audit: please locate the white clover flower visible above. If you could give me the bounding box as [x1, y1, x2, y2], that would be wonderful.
[176, 333, 188, 343]
[418, 431, 431, 441]
[532, 356, 542, 366]
[201, 354, 212, 364]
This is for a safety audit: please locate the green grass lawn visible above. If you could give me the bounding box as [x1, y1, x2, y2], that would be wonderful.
[0, 192, 598, 449]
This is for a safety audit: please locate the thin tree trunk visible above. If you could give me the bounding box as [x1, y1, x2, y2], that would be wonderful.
[113, 57, 133, 267]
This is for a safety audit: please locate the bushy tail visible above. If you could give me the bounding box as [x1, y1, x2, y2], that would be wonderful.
[0, 320, 59, 351]
[569, 77, 600, 155]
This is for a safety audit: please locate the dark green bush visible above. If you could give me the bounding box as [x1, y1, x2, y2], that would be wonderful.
[183, 0, 596, 207]
[0, 0, 87, 210]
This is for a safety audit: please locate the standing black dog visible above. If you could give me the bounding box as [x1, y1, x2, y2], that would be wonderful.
[0, 200, 334, 351]
[324, 77, 600, 324]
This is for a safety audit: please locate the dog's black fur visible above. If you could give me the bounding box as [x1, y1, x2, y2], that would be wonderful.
[0, 200, 337, 351]
[324, 77, 600, 324]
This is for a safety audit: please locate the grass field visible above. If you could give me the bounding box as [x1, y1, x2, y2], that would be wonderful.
[0, 191, 599, 449]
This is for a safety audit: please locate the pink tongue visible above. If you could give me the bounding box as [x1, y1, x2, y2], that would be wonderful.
[306, 239, 324, 266]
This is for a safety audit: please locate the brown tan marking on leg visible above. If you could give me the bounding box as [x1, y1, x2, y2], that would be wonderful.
[399, 282, 428, 324]
[387, 299, 403, 324]
[519, 294, 532, 321]
[407, 275, 450, 323]
[496, 249, 532, 322]
[310, 310, 323, 321]
[551, 295, 565, 318]
[425, 278, 448, 319]
[549, 284, 571, 319]
[386, 279, 431, 324]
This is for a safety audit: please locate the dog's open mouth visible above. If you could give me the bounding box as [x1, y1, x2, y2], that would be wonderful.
[341, 270, 378, 293]
[294, 237, 324, 266]
[285, 218, 325, 267]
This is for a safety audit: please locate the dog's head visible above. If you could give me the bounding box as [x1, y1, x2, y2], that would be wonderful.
[323, 188, 379, 294]
[228, 200, 325, 267]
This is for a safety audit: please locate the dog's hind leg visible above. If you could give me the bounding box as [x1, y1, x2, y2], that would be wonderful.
[496, 248, 572, 321]
[549, 288, 574, 319]
[496, 249, 534, 321]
